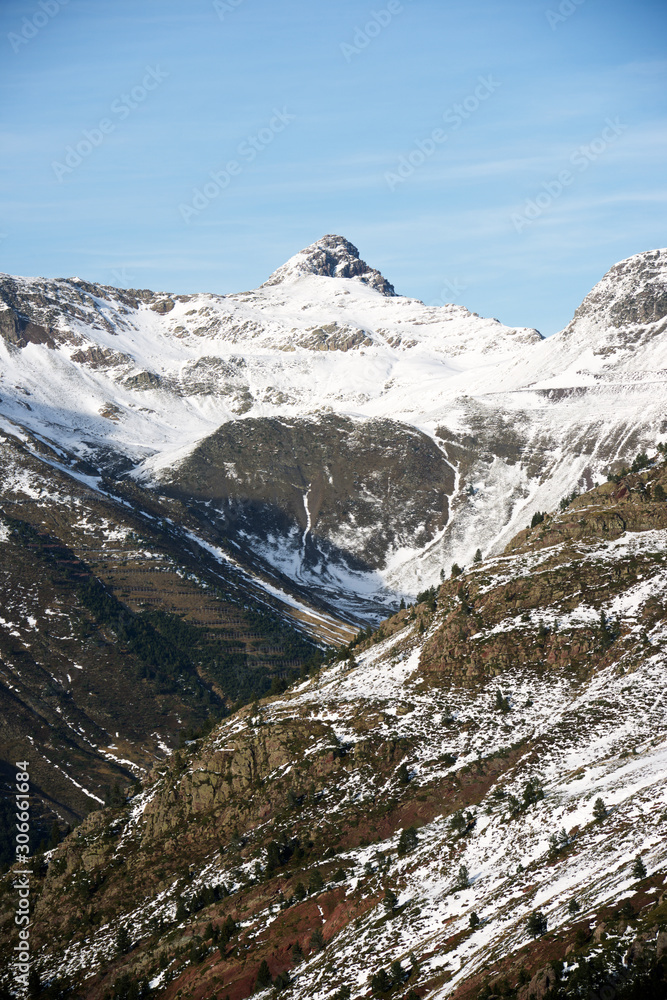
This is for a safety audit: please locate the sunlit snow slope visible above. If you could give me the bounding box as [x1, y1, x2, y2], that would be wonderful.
[1, 237, 666, 619]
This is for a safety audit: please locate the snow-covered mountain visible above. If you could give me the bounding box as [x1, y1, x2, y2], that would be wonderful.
[2, 234, 667, 998]
[1, 237, 666, 621]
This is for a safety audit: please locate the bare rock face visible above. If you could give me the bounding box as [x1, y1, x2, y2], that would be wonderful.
[565, 247, 667, 333]
[657, 930, 667, 960]
[262, 234, 397, 296]
[0, 302, 54, 349]
[162, 413, 454, 574]
[517, 965, 558, 1000]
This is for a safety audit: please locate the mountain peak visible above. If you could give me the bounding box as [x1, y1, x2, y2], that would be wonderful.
[572, 247, 667, 329]
[262, 234, 397, 296]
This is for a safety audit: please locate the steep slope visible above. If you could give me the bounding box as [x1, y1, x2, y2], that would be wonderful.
[0, 421, 356, 838]
[161, 413, 454, 618]
[4, 447, 666, 1000]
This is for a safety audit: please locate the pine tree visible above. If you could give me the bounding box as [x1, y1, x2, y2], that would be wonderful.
[115, 924, 132, 955]
[219, 914, 237, 944]
[450, 808, 471, 834]
[309, 927, 325, 953]
[522, 776, 544, 807]
[506, 793, 521, 815]
[455, 864, 469, 890]
[255, 959, 272, 990]
[273, 971, 291, 992]
[494, 689, 511, 713]
[397, 761, 410, 785]
[308, 868, 324, 894]
[451, 563, 463, 578]
[370, 969, 392, 994]
[473, 548, 482, 563]
[469, 911, 480, 928]
[593, 797, 607, 821]
[567, 897, 580, 914]
[526, 910, 548, 938]
[397, 826, 418, 856]
[293, 881, 307, 901]
[390, 959, 404, 984]
[383, 888, 398, 912]
[599, 611, 618, 648]
[290, 940, 303, 964]
[631, 855, 647, 880]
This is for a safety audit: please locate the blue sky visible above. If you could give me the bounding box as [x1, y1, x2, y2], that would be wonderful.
[1, 0, 666, 335]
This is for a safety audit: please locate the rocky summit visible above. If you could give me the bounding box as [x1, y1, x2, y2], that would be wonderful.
[0, 240, 666, 1000]
[261, 235, 397, 296]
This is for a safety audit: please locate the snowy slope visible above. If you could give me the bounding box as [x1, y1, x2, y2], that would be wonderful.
[1, 239, 666, 618]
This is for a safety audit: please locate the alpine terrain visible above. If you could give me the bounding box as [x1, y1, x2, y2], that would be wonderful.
[0, 236, 666, 1000]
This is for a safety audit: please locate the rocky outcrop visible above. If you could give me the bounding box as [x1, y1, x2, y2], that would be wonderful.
[124, 370, 161, 390]
[140, 716, 342, 843]
[568, 247, 667, 331]
[657, 930, 667, 959]
[0, 303, 54, 348]
[517, 964, 558, 1000]
[416, 457, 667, 679]
[262, 234, 397, 296]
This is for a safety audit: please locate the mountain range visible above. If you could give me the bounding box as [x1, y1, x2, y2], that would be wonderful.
[1, 236, 666, 621]
[0, 237, 666, 1000]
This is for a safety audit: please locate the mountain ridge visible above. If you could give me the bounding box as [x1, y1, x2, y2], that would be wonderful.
[1, 241, 666, 625]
